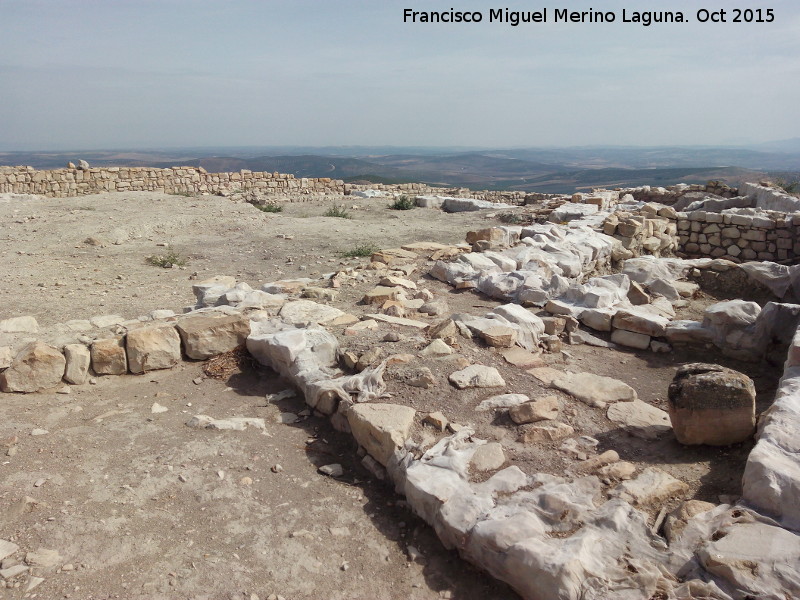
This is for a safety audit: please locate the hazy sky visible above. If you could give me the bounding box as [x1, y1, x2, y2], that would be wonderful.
[1, 0, 798, 150]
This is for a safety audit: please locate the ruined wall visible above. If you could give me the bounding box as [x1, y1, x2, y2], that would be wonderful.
[675, 210, 800, 262]
[628, 181, 739, 204]
[0, 166, 345, 198]
[346, 182, 526, 204]
[0, 165, 526, 204]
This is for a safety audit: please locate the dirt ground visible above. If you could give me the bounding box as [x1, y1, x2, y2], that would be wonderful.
[0, 191, 783, 599]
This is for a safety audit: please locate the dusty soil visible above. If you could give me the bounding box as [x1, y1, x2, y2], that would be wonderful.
[0, 191, 783, 599]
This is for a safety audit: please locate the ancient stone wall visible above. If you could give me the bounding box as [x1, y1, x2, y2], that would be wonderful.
[0, 165, 345, 198]
[346, 182, 526, 204]
[628, 181, 738, 204]
[0, 166, 525, 204]
[675, 209, 800, 262]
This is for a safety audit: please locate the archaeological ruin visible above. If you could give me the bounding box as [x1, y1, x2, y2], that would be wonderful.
[1, 165, 799, 599]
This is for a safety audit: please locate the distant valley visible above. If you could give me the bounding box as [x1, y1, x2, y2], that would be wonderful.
[1, 142, 798, 194]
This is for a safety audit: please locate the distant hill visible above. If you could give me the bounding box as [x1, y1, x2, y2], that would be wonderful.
[1, 143, 796, 194]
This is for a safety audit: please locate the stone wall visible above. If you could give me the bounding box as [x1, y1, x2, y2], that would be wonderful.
[0, 165, 345, 198]
[675, 210, 800, 262]
[346, 181, 527, 204]
[0, 165, 526, 204]
[628, 181, 739, 204]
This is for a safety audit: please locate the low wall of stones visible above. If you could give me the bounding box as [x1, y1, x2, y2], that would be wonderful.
[346, 182, 526, 204]
[674, 209, 799, 262]
[3, 264, 800, 598]
[628, 181, 739, 204]
[0, 165, 527, 204]
[0, 165, 344, 198]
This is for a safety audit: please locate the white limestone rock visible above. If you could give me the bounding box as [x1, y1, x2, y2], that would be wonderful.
[279, 300, 345, 325]
[63, 343, 91, 384]
[347, 403, 415, 466]
[449, 365, 506, 389]
[475, 394, 530, 412]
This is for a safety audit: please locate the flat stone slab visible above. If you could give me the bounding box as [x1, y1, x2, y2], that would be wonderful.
[526, 367, 563, 386]
[449, 365, 506, 389]
[279, 300, 345, 325]
[0, 315, 38, 334]
[366, 314, 429, 329]
[500, 347, 542, 368]
[607, 399, 671, 440]
[551, 372, 637, 408]
[475, 393, 530, 412]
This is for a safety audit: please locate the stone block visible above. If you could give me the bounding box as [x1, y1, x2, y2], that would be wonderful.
[742, 229, 767, 242]
[91, 337, 127, 375]
[449, 365, 505, 389]
[0, 341, 65, 392]
[508, 396, 560, 424]
[722, 226, 741, 239]
[126, 325, 182, 373]
[63, 343, 90, 384]
[612, 309, 669, 337]
[668, 363, 755, 445]
[610, 329, 651, 350]
[176, 314, 250, 360]
[580, 308, 615, 332]
[347, 403, 415, 466]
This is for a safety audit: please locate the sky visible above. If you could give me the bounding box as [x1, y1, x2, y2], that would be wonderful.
[1, 0, 799, 151]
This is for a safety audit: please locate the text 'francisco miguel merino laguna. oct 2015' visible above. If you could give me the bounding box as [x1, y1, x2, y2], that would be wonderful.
[402, 7, 777, 27]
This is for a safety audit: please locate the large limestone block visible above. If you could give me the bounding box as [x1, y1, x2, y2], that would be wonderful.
[347, 403, 415, 466]
[664, 320, 714, 344]
[668, 363, 755, 445]
[371, 247, 418, 266]
[610, 328, 651, 350]
[612, 309, 669, 337]
[491, 304, 545, 349]
[176, 314, 250, 360]
[126, 325, 181, 373]
[91, 337, 127, 375]
[580, 308, 615, 332]
[509, 396, 559, 424]
[551, 371, 636, 408]
[63, 343, 90, 384]
[0, 341, 65, 392]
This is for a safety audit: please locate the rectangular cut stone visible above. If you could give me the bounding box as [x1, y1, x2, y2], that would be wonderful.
[91, 337, 127, 375]
[612, 309, 669, 337]
[126, 325, 182, 373]
[610, 329, 651, 350]
[176, 314, 250, 360]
